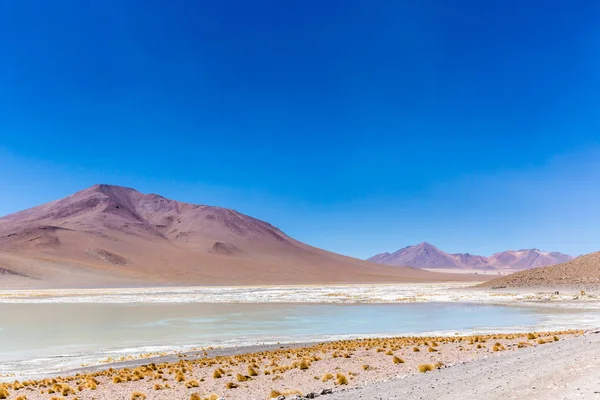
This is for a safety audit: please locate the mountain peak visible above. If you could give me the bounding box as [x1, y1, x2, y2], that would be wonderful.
[0, 185, 447, 287]
[368, 244, 573, 271]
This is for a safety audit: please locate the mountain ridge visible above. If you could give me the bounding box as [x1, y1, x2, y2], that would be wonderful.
[0, 184, 480, 288]
[368, 242, 572, 271]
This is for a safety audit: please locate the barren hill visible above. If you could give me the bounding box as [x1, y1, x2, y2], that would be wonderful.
[476, 252, 600, 290]
[368, 243, 571, 271]
[0, 184, 474, 288]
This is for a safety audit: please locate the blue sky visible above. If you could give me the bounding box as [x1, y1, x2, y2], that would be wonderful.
[1, 0, 599, 258]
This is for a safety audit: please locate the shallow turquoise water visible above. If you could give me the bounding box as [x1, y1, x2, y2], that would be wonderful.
[0, 302, 595, 379]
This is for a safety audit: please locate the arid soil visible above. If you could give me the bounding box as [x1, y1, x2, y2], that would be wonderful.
[0, 331, 583, 400]
[328, 330, 600, 400]
[478, 251, 600, 290]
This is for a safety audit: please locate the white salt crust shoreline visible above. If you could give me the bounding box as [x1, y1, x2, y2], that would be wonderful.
[0, 283, 599, 307]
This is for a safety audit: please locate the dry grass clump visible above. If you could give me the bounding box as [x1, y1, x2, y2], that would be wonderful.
[186, 379, 200, 388]
[427, 346, 437, 353]
[212, 369, 222, 379]
[225, 382, 238, 389]
[335, 373, 348, 385]
[130, 392, 146, 400]
[527, 333, 537, 340]
[322, 373, 334, 382]
[418, 364, 433, 373]
[175, 371, 186, 382]
[412, 346, 420, 352]
[190, 394, 202, 400]
[247, 366, 259, 376]
[236, 373, 248, 382]
[392, 356, 404, 364]
[0, 387, 9, 399]
[492, 342, 506, 352]
[270, 389, 283, 398]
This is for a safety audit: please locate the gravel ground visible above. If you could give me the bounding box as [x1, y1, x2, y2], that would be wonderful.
[327, 331, 600, 400]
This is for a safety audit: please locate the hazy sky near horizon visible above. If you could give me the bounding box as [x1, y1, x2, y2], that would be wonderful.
[1, 0, 600, 258]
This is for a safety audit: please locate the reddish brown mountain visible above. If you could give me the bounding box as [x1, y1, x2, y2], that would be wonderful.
[0, 184, 474, 288]
[368, 243, 571, 271]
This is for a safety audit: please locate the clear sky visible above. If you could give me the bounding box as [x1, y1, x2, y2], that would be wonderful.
[1, 0, 600, 259]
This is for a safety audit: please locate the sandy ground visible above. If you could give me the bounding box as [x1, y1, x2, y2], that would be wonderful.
[0, 331, 584, 400]
[328, 330, 600, 400]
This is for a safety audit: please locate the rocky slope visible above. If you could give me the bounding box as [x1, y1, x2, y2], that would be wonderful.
[0, 184, 471, 288]
[477, 252, 600, 290]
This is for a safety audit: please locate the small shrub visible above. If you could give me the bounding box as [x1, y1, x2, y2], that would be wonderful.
[322, 373, 334, 382]
[335, 373, 348, 385]
[418, 364, 433, 373]
[186, 380, 200, 388]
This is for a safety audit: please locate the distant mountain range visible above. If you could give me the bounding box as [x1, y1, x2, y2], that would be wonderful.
[367, 242, 572, 271]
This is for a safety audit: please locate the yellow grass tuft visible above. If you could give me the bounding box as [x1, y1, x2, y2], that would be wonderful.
[225, 382, 238, 389]
[212, 369, 222, 379]
[131, 392, 146, 400]
[299, 359, 310, 370]
[322, 373, 334, 382]
[0, 387, 9, 400]
[418, 364, 433, 373]
[335, 373, 348, 385]
[527, 333, 536, 340]
[186, 380, 200, 388]
[247, 366, 259, 376]
[153, 384, 163, 390]
[412, 346, 420, 352]
[190, 394, 201, 400]
[270, 390, 283, 398]
[236, 373, 248, 382]
[392, 356, 404, 364]
[427, 346, 437, 352]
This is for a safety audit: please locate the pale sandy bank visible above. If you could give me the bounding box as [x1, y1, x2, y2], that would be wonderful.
[0, 330, 584, 400]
